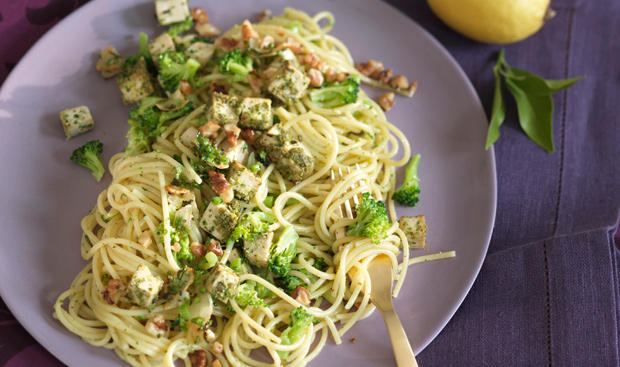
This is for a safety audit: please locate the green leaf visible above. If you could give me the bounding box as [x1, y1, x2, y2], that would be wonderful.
[504, 77, 555, 152]
[505, 68, 584, 95]
[485, 53, 506, 150]
[543, 76, 584, 93]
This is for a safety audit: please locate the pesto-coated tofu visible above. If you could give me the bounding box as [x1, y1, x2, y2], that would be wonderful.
[267, 62, 310, 104]
[398, 215, 427, 248]
[243, 231, 273, 267]
[254, 125, 293, 161]
[95, 46, 125, 79]
[275, 144, 314, 182]
[226, 162, 261, 201]
[127, 264, 164, 307]
[184, 42, 215, 66]
[238, 97, 273, 130]
[220, 139, 249, 165]
[59, 106, 94, 139]
[205, 263, 240, 301]
[149, 33, 175, 65]
[199, 202, 239, 241]
[116, 58, 155, 104]
[208, 93, 240, 125]
[155, 0, 190, 26]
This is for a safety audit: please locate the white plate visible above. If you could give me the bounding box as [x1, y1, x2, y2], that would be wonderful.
[0, 0, 496, 365]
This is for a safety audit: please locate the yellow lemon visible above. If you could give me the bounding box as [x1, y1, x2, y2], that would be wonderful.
[428, 0, 553, 44]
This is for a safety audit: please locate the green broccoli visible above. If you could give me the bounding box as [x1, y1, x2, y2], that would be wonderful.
[313, 257, 328, 272]
[309, 77, 359, 108]
[167, 16, 193, 37]
[392, 154, 421, 207]
[218, 49, 253, 78]
[192, 134, 229, 172]
[346, 192, 391, 243]
[229, 211, 277, 243]
[171, 301, 191, 331]
[235, 281, 265, 308]
[70, 140, 105, 181]
[268, 227, 299, 278]
[278, 307, 316, 359]
[158, 51, 201, 93]
[168, 215, 195, 265]
[126, 32, 154, 73]
[278, 273, 305, 294]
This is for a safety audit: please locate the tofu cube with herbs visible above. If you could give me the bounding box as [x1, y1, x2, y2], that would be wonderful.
[208, 93, 240, 125]
[243, 231, 273, 268]
[226, 161, 261, 201]
[254, 125, 292, 161]
[205, 263, 240, 301]
[116, 58, 155, 104]
[220, 139, 250, 165]
[95, 46, 125, 79]
[267, 62, 310, 104]
[127, 264, 164, 307]
[276, 144, 315, 182]
[238, 97, 273, 130]
[398, 215, 427, 248]
[199, 201, 239, 241]
[148, 33, 175, 65]
[59, 106, 94, 139]
[184, 42, 215, 66]
[155, 0, 190, 26]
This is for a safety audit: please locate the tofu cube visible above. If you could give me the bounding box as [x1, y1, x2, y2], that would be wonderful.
[180, 126, 199, 147]
[199, 202, 239, 241]
[238, 98, 273, 130]
[276, 144, 315, 182]
[208, 93, 240, 125]
[155, 0, 190, 26]
[398, 215, 427, 248]
[127, 264, 164, 307]
[59, 105, 94, 139]
[184, 42, 215, 66]
[243, 231, 273, 268]
[267, 62, 310, 104]
[205, 263, 240, 301]
[220, 139, 250, 165]
[149, 33, 175, 65]
[116, 58, 155, 104]
[95, 46, 125, 79]
[226, 162, 261, 201]
[254, 125, 291, 161]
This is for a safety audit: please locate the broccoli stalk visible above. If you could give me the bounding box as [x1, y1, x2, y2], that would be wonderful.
[345, 192, 391, 243]
[218, 49, 254, 81]
[392, 154, 421, 207]
[278, 307, 315, 359]
[228, 211, 277, 244]
[235, 281, 265, 308]
[70, 140, 106, 181]
[167, 16, 194, 37]
[268, 227, 299, 278]
[158, 51, 201, 93]
[309, 77, 359, 108]
[126, 32, 154, 72]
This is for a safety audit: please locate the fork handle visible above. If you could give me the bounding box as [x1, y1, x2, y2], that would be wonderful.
[379, 308, 419, 367]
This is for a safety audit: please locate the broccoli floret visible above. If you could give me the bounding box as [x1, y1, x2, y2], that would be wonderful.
[126, 96, 194, 155]
[313, 257, 328, 272]
[70, 140, 105, 181]
[278, 273, 305, 293]
[309, 77, 359, 108]
[278, 307, 316, 359]
[192, 134, 229, 172]
[268, 227, 299, 278]
[393, 154, 421, 207]
[229, 211, 276, 243]
[158, 51, 201, 92]
[126, 32, 154, 72]
[346, 192, 391, 243]
[168, 214, 195, 265]
[235, 281, 265, 308]
[218, 49, 253, 78]
[167, 16, 193, 37]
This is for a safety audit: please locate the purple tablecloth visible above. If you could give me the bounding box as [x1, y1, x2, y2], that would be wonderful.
[1, 0, 619, 366]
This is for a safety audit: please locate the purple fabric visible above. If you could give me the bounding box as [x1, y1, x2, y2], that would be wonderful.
[0, 0, 619, 366]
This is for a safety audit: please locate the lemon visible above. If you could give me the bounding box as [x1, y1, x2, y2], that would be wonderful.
[428, 0, 553, 44]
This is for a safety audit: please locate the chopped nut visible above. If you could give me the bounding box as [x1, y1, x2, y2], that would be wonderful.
[190, 242, 207, 258]
[210, 341, 224, 354]
[257, 9, 271, 22]
[195, 23, 221, 38]
[378, 92, 395, 111]
[145, 314, 167, 336]
[208, 171, 234, 203]
[355, 59, 384, 77]
[374, 69, 393, 84]
[179, 80, 193, 95]
[212, 359, 222, 367]
[189, 350, 207, 367]
[199, 121, 221, 139]
[292, 286, 311, 306]
[350, 338, 357, 343]
[407, 80, 418, 96]
[210, 83, 227, 94]
[240, 129, 259, 144]
[138, 232, 152, 249]
[215, 37, 237, 51]
[191, 7, 209, 25]
[307, 68, 324, 87]
[280, 37, 304, 54]
[204, 328, 216, 342]
[208, 239, 223, 256]
[390, 75, 409, 90]
[223, 124, 241, 147]
[241, 20, 259, 40]
[102, 279, 123, 305]
[165, 184, 190, 195]
[302, 53, 324, 70]
[171, 242, 181, 252]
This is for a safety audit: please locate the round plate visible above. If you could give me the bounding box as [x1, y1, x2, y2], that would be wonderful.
[0, 0, 496, 366]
